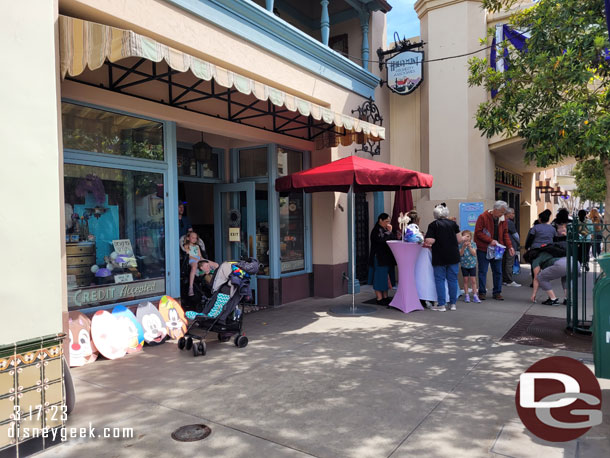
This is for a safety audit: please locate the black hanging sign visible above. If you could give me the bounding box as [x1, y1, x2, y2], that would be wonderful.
[386, 50, 424, 95]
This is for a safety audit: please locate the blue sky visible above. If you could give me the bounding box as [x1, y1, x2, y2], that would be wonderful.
[386, 0, 420, 45]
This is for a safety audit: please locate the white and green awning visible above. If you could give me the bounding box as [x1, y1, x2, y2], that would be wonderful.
[59, 15, 385, 144]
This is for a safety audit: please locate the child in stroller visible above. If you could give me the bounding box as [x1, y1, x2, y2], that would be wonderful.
[179, 258, 260, 357]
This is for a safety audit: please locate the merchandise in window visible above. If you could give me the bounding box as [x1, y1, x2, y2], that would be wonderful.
[278, 147, 305, 273]
[62, 103, 164, 161]
[64, 164, 166, 309]
[279, 192, 305, 273]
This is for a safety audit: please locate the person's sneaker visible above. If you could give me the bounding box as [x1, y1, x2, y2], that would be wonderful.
[431, 305, 446, 312]
[473, 294, 481, 303]
[562, 298, 568, 305]
[506, 281, 521, 287]
[464, 294, 470, 303]
[493, 293, 504, 301]
[478, 292, 486, 301]
[542, 297, 559, 306]
[450, 303, 457, 311]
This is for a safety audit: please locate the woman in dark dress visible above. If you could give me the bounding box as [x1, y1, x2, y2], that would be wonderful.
[368, 213, 397, 305]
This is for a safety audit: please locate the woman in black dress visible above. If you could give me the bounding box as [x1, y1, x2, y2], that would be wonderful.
[368, 213, 397, 305]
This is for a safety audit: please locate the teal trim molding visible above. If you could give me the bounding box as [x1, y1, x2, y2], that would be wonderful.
[163, 0, 379, 99]
[374, 191, 384, 218]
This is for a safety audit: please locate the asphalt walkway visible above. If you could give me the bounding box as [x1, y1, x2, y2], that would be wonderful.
[42, 270, 609, 458]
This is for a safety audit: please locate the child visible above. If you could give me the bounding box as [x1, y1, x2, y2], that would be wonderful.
[197, 259, 218, 286]
[459, 230, 480, 303]
[183, 232, 219, 296]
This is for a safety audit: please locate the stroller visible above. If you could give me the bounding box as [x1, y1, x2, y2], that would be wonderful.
[178, 258, 260, 357]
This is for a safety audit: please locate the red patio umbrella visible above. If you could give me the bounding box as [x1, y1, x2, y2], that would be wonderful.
[275, 155, 433, 315]
[390, 189, 414, 236]
[275, 156, 433, 193]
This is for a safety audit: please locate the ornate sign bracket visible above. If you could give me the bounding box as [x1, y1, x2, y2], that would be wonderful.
[352, 97, 383, 156]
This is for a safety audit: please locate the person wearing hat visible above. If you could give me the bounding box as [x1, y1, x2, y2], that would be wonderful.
[178, 201, 193, 238]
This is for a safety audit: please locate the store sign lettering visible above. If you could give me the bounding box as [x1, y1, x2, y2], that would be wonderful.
[387, 50, 424, 95]
[69, 279, 165, 307]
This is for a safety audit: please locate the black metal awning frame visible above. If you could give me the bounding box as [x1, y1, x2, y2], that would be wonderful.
[66, 58, 346, 142]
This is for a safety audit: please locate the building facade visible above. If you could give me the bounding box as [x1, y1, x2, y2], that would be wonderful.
[390, 0, 546, 237]
[1, 0, 393, 454]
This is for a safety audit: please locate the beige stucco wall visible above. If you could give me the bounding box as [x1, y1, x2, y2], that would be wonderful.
[1, 2, 65, 344]
[410, 0, 495, 230]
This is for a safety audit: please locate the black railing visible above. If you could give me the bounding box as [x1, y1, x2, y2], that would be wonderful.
[566, 219, 609, 333]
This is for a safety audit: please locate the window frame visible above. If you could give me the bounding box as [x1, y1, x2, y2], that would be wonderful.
[61, 99, 176, 311]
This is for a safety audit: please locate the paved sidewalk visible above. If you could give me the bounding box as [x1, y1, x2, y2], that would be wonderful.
[42, 271, 609, 458]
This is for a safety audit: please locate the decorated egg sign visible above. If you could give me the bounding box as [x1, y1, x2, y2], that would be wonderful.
[158, 296, 188, 340]
[112, 305, 144, 354]
[90, 310, 128, 360]
[136, 302, 168, 345]
[68, 311, 98, 367]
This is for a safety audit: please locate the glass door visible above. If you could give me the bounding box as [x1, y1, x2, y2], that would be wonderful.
[214, 182, 257, 302]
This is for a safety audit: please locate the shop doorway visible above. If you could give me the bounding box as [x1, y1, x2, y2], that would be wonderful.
[178, 181, 216, 259]
[214, 182, 258, 303]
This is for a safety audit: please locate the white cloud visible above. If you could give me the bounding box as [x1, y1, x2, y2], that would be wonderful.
[386, 0, 420, 45]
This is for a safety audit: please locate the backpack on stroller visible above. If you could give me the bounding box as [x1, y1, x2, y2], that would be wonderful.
[178, 258, 260, 357]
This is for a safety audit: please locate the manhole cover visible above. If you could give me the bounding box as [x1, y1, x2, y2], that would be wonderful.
[501, 314, 592, 353]
[171, 424, 211, 442]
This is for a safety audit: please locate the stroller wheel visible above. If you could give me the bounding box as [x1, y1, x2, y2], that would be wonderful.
[192, 343, 199, 357]
[218, 333, 231, 343]
[235, 335, 248, 348]
[177, 337, 186, 350]
[198, 342, 206, 356]
[185, 337, 193, 350]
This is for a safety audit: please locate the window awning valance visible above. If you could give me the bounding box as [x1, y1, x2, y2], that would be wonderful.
[59, 15, 385, 144]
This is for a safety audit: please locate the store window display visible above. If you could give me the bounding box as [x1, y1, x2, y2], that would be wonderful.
[64, 164, 166, 308]
[277, 148, 305, 273]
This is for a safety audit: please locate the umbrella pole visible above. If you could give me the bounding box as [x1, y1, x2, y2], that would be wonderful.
[329, 185, 376, 316]
[351, 184, 356, 313]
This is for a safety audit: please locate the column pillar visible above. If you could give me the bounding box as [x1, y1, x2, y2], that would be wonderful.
[360, 12, 370, 70]
[266, 0, 274, 12]
[320, 0, 330, 46]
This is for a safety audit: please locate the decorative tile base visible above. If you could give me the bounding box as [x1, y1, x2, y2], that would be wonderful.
[0, 335, 65, 456]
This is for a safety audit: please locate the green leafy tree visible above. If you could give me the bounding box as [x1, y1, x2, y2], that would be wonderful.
[572, 159, 607, 204]
[468, 0, 610, 218]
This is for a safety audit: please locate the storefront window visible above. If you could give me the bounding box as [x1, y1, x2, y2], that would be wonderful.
[62, 103, 164, 160]
[177, 147, 220, 178]
[277, 147, 302, 177]
[239, 147, 268, 177]
[64, 164, 166, 309]
[278, 147, 305, 273]
[279, 192, 305, 273]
